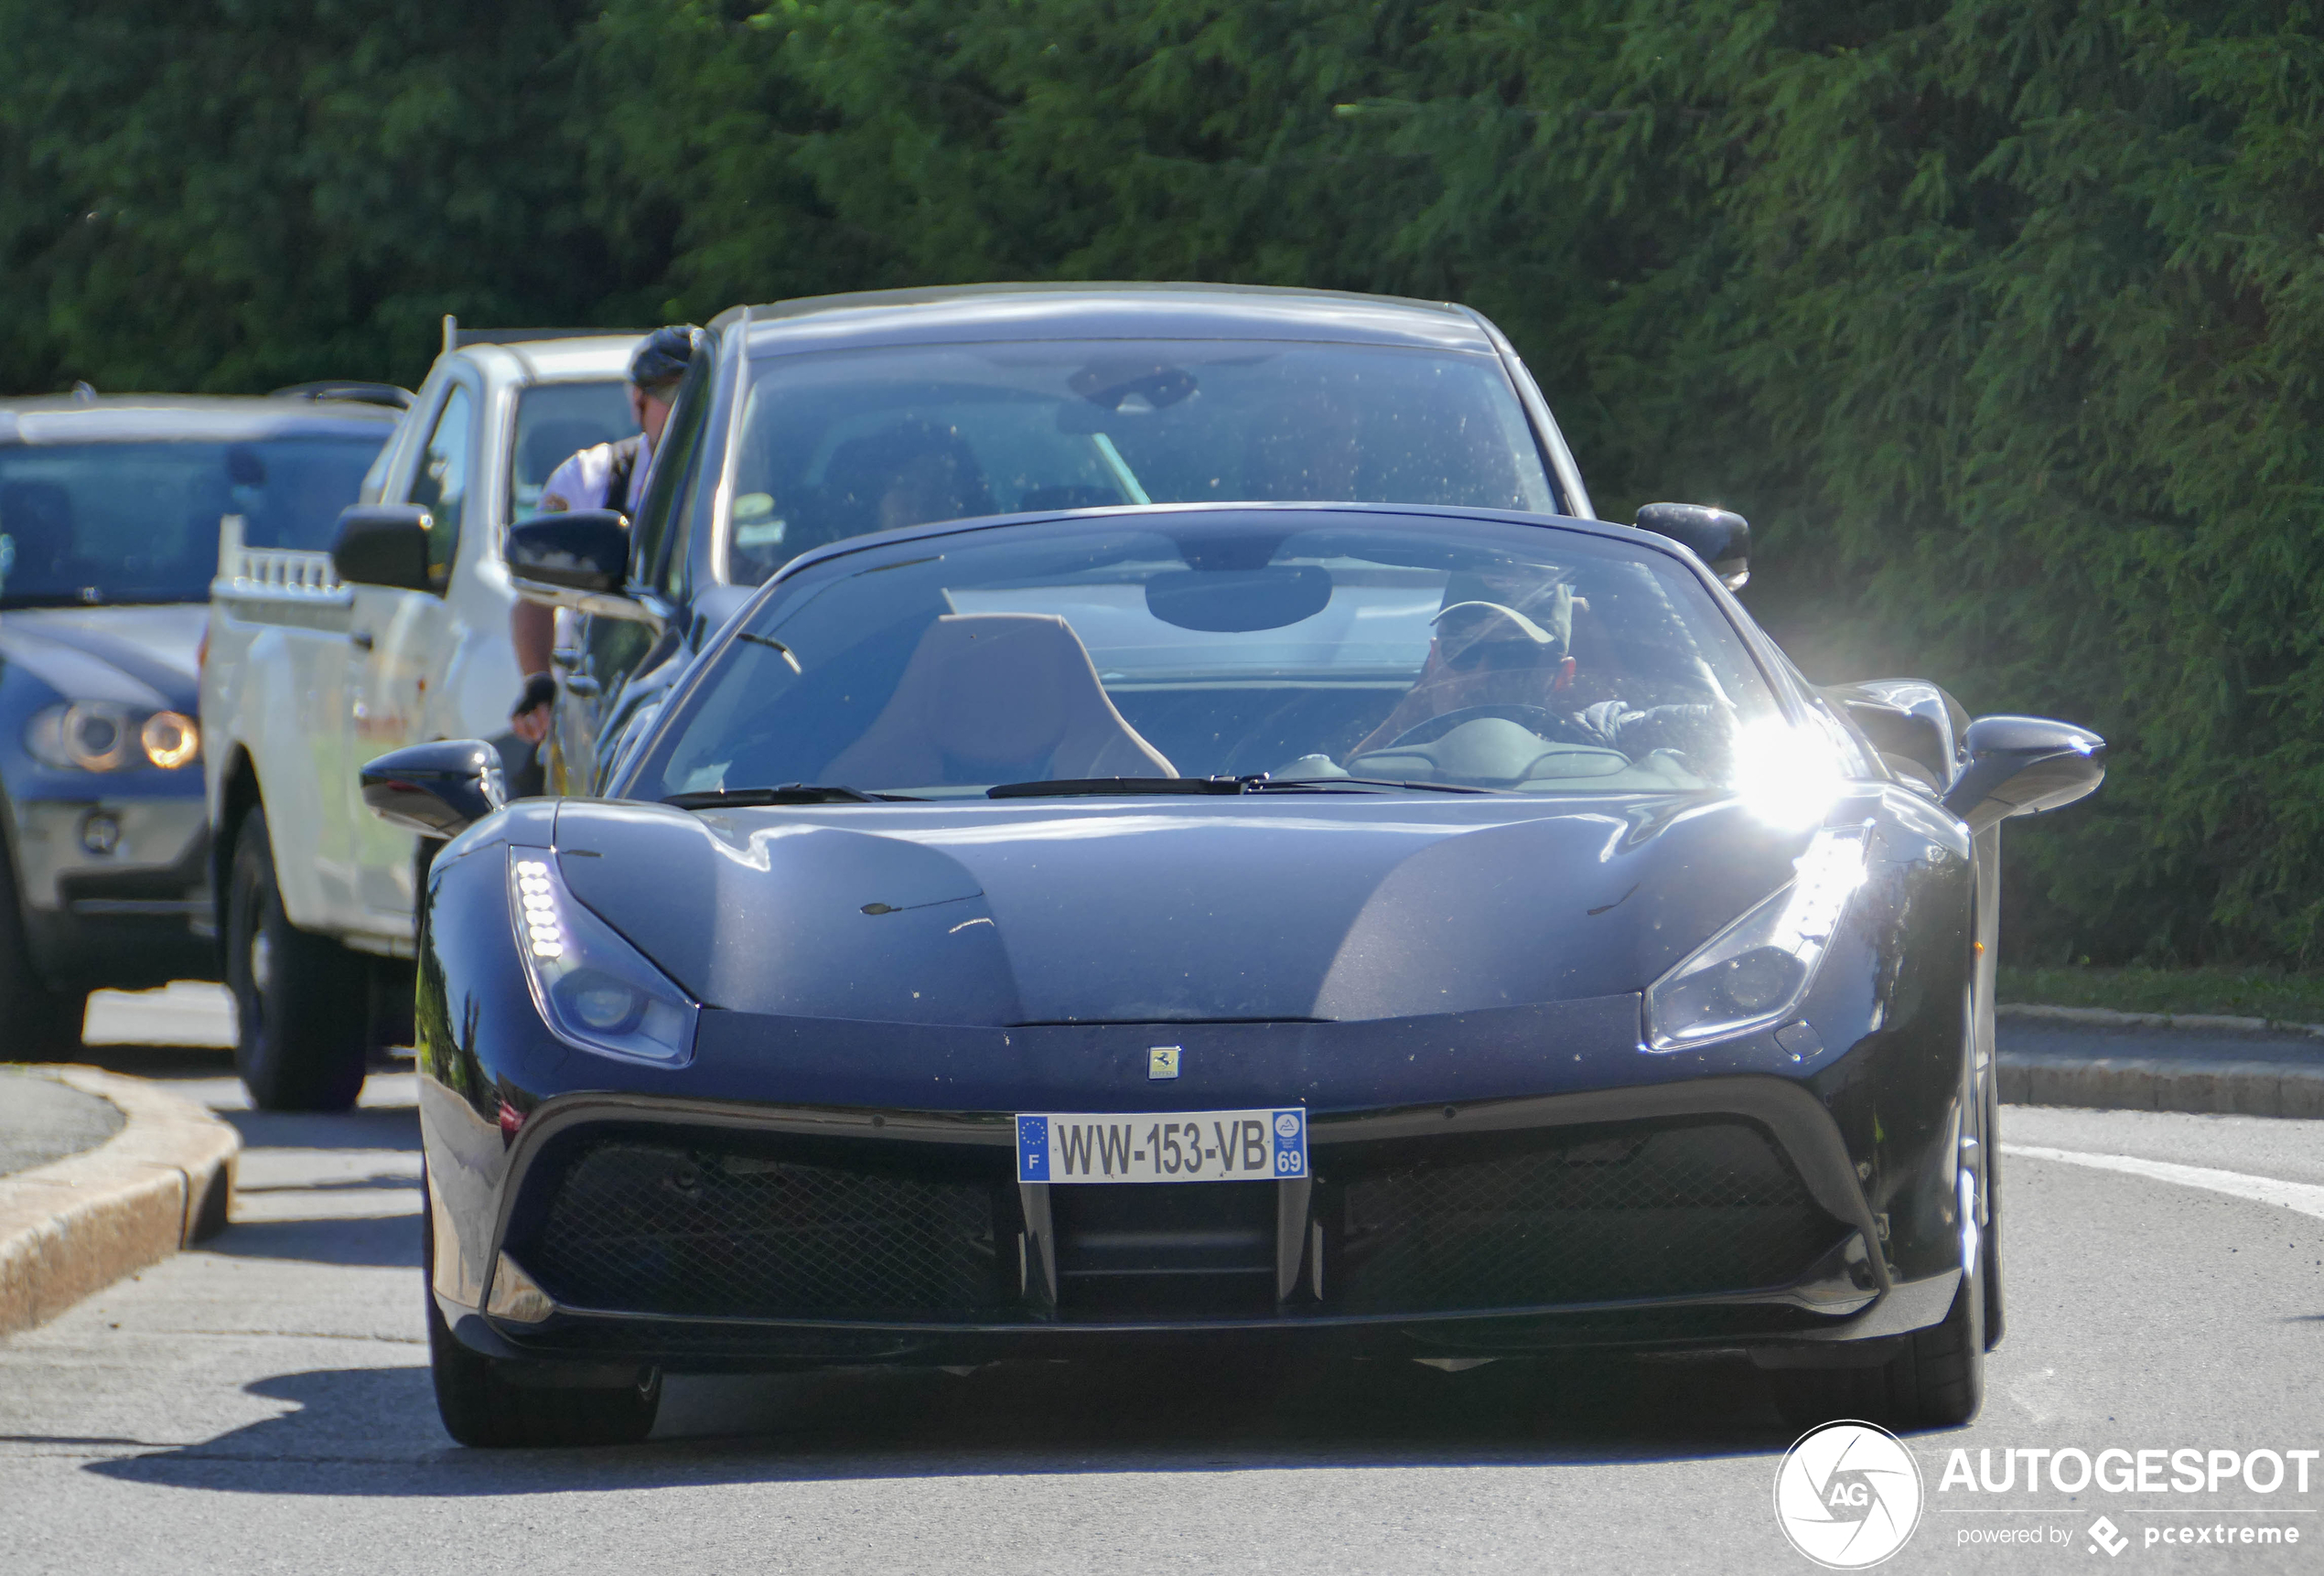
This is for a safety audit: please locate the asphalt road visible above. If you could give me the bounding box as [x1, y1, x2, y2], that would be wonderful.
[3, 991, 2319, 1574]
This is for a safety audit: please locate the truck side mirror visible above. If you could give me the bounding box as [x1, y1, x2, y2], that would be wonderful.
[1940, 715, 2105, 832]
[332, 505, 434, 592]
[360, 740, 506, 837]
[1635, 502, 1750, 590]
[509, 510, 629, 597]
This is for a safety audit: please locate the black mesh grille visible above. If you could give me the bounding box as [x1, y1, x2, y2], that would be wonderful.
[1328, 1119, 1843, 1313]
[524, 1140, 1009, 1321]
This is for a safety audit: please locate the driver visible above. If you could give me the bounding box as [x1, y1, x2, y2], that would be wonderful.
[821, 418, 995, 534]
[1349, 571, 1725, 767]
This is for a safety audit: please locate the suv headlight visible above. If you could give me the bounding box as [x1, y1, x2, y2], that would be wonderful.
[26, 703, 201, 772]
[1643, 825, 1871, 1051]
[508, 848, 697, 1066]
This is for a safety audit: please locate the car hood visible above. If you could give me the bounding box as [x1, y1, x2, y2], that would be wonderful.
[0, 604, 205, 712]
[550, 796, 1810, 1026]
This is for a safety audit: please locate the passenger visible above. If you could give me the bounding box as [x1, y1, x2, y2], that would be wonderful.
[505, 326, 699, 786]
[1349, 572, 1724, 768]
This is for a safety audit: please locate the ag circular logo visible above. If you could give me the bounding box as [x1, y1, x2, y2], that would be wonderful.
[1772, 1421, 1923, 1568]
[1275, 1112, 1300, 1138]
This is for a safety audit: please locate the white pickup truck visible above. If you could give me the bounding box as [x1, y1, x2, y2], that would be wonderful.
[200, 326, 642, 1109]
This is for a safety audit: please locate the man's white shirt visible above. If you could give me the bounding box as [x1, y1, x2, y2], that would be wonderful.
[533, 429, 654, 650]
[538, 428, 656, 515]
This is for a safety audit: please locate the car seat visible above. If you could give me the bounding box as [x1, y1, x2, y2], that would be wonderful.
[823, 613, 1176, 788]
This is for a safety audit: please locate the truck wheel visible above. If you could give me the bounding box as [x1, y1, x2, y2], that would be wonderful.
[0, 848, 85, 1059]
[225, 807, 367, 1111]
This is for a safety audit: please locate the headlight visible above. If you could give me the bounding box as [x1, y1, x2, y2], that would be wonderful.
[26, 703, 201, 772]
[508, 848, 696, 1065]
[1643, 825, 1870, 1051]
[140, 711, 199, 769]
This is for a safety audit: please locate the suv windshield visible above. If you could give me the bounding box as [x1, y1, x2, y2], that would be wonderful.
[510, 380, 637, 520]
[0, 435, 386, 607]
[640, 513, 1778, 799]
[721, 341, 1557, 584]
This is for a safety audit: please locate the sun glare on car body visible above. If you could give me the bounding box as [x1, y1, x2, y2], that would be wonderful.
[1732, 717, 1845, 829]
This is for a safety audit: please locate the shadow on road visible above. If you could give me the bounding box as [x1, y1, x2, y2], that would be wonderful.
[215, 1106, 422, 1153]
[83, 1351, 1793, 1495]
[199, 1214, 421, 1270]
[48, 1044, 233, 1079]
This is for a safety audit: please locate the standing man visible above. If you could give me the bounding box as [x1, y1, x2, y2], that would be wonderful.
[505, 327, 698, 777]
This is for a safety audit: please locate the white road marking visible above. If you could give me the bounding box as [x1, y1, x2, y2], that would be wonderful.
[2002, 1143, 2324, 1222]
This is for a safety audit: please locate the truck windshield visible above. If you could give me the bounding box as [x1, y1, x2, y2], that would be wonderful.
[721, 341, 1557, 585]
[0, 436, 385, 608]
[509, 381, 637, 521]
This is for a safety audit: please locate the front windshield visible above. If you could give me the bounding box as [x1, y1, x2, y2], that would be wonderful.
[721, 341, 1557, 585]
[638, 515, 1779, 799]
[0, 435, 386, 607]
[509, 380, 637, 520]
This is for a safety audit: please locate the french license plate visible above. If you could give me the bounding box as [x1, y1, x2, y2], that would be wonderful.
[1016, 1108, 1307, 1185]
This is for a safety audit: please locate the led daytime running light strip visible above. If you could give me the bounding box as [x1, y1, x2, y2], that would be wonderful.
[513, 858, 565, 960]
[1780, 827, 1870, 947]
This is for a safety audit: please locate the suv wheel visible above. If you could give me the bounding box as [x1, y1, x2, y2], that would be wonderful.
[0, 838, 86, 1058]
[225, 806, 367, 1110]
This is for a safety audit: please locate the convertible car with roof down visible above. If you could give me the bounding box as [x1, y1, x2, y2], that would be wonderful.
[364, 499, 2102, 1447]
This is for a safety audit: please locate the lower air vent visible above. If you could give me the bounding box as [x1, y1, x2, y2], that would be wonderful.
[525, 1140, 1009, 1322]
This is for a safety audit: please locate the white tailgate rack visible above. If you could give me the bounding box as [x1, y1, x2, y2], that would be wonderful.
[210, 515, 351, 619]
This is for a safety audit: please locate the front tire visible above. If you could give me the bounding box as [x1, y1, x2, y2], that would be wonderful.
[1982, 1071, 2007, 1350]
[0, 841, 85, 1059]
[1771, 1266, 1985, 1432]
[225, 807, 367, 1110]
[423, 1174, 661, 1448]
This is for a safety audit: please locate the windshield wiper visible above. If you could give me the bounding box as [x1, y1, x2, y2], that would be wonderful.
[1250, 776, 1513, 796]
[664, 784, 919, 809]
[987, 775, 1512, 799]
[989, 777, 1243, 799]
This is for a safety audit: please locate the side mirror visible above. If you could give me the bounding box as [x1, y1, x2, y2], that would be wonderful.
[1940, 715, 2105, 832]
[360, 740, 506, 838]
[509, 510, 629, 597]
[332, 505, 434, 592]
[1635, 502, 1750, 590]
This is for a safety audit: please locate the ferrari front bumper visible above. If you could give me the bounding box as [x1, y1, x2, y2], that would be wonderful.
[439, 1074, 1958, 1372]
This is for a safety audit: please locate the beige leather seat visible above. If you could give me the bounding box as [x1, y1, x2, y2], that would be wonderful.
[824, 613, 1176, 788]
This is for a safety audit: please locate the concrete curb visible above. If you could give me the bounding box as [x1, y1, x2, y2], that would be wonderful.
[1998, 1002, 2324, 1036]
[1997, 1053, 2324, 1119]
[1997, 1003, 2324, 1119]
[0, 1067, 238, 1337]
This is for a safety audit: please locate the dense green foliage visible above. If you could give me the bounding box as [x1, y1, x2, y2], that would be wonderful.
[5, 0, 2320, 962]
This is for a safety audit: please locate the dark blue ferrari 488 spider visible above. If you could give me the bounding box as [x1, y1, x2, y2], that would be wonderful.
[366, 499, 2102, 1446]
